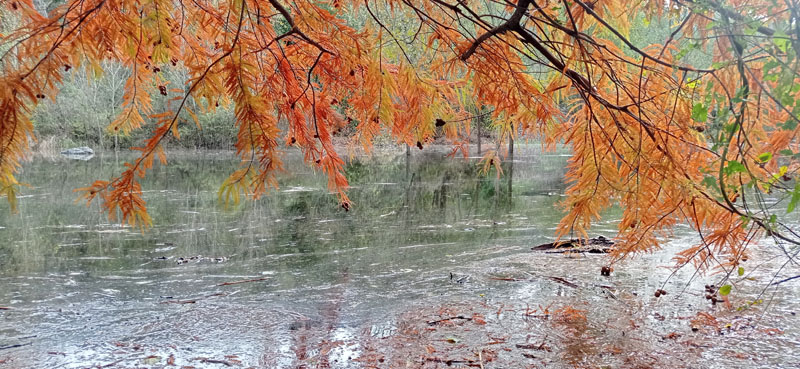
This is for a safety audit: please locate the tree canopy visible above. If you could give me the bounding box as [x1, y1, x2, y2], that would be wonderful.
[2, 0, 800, 273]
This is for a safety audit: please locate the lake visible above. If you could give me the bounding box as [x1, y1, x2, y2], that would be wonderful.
[0, 145, 798, 368]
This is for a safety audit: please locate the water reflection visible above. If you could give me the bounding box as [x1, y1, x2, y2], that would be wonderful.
[0, 146, 796, 368]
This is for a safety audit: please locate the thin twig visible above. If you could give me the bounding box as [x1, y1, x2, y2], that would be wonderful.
[195, 357, 234, 366]
[772, 274, 800, 285]
[426, 315, 472, 325]
[217, 277, 269, 286]
[0, 342, 32, 351]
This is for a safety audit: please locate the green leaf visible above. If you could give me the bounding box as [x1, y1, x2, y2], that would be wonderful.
[719, 284, 732, 296]
[780, 93, 794, 108]
[775, 39, 790, 53]
[738, 267, 744, 276]
[692, 103, 708, 122]
[675, 43, 698, 61]
[774, 31, 791, 53]
[712, 61, 732, 69]
[763, 60, 780, 74]
[788, 183, 800, 214]
[724, 160, 747, 176]
[722, 122, 739, 134]
[701, 176, 719, 193]
[779, 149, 794, 156]
[757, 152, 773, 163]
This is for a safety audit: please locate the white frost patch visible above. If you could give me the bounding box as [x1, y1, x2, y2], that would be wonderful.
[398, 242, 456, 250]
[99, 275, 147, 280]
[281, 186, 315, 193]
[61, 224, 87, 229]
[165, 227, 206, 234]
[96, 229, 129, 234]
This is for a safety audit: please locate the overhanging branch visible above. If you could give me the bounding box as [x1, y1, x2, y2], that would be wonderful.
[460, 0, 531, 61]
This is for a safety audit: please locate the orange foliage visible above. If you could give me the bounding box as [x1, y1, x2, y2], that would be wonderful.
[2, 0, 799, 271]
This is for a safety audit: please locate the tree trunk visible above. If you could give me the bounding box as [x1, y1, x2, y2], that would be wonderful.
[476, 121, 481, 155]
[507, 123, 514, 199]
